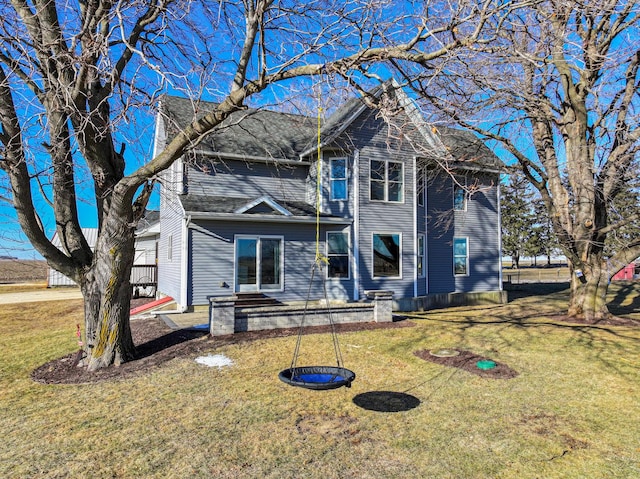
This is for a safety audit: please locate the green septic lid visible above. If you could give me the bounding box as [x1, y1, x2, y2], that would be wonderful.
[476, 360, 496, 370]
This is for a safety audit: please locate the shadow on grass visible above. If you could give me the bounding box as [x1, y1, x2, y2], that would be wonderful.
[608, 281, 640, 317]
[352, 391, 421, 412]
[134, 329, 208, 360]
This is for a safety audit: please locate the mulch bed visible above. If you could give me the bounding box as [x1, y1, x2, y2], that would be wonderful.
[414, 349, 519, 379]
[32, 317, 414, 385]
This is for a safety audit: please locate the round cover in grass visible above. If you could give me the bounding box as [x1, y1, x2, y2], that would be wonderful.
[279, 366, 355, 390]
[429, 348, 460, 357]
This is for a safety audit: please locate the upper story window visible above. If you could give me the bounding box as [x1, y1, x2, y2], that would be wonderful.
[370, 160, 403, 202]
[330, 157, 348, 201]
[453, 182, 467, 211]
[417, 173, 425, 207]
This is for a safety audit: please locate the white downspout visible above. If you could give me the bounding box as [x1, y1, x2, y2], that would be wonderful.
[353, 150, 360, 301]
[413, 156, 418, 299]
[180, 215, 191, 312]
[497, 180, 503, 289]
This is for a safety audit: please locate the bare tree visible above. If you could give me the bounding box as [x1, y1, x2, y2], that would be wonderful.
[0, 0, 505, 370]
[394, 0, 640, 321]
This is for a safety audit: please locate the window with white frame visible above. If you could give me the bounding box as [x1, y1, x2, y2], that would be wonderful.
[417, 234, 426, 278]
[327, 232, 350, 278]
[370, 160, 403, 202]
[417, 173, 425, 207]
[235, 236, 283, 292]
[167, 235, 173, 262]
[453, 237, 468, 275]
[373, 233, 401, 278]
[453, 181, 466, 211]
[330, 157, 348, 201]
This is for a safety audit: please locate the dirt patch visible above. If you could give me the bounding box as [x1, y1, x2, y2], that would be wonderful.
[32, 317, 414, 385]
[414, 349, 519, 379]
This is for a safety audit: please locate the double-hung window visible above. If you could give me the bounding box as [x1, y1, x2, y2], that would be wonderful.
[453, 181, 467, 211]
[370, 160, 403, 202]
[453, 237, 469, 276]
[330, 158, 348, 201]
[235, 236, 283, 292]
[373, 233, 401, 278]
[327, 232, 350, 278]
[417, 234, 426, 278]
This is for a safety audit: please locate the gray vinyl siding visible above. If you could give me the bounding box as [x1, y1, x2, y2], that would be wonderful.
[426, 172, 500, 294]
[157, 168, 185, 303]
[185, 159, 308, 202]
[188, 220, 353, 306]
[454, 173, 501, 292]
[426, 174, 455, 293]
[339, 108, 417, 299]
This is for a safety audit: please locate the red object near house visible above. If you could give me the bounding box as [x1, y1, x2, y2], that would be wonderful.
[612, 263, 636, 281]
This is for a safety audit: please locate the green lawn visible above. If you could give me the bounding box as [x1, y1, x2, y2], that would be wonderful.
[1, 285, 639, 478]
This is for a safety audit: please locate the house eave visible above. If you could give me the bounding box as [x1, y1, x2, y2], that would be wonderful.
[192, 149, 311, 166]
[186, 211, 352, 224]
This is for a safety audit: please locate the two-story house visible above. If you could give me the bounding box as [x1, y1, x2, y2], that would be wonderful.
[153, 81, 504, 312]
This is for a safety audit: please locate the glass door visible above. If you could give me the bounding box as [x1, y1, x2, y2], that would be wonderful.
[235, 237, 282, 292]
[236, 238, 258, 291]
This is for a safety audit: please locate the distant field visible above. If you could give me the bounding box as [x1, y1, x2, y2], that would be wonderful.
[503, 266, 571, 284]
[0, 259, 48, 284]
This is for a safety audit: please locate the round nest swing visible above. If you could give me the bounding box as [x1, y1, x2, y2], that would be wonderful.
[278, 366, 356, 390]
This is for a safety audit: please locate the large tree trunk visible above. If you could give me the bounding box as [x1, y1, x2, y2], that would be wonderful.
[568, 259, 610, 322]
[81, 211, 137, 371]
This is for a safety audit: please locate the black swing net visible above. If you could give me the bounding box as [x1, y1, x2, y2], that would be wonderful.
[278, 258, 356, 390]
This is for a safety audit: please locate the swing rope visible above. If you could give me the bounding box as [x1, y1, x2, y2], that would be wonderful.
[288, 88, 345, 372]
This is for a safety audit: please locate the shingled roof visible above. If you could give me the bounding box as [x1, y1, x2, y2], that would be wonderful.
[436, 126, 503, 171]
[161, 96, 315, 161]
[160, 84, 502, 170]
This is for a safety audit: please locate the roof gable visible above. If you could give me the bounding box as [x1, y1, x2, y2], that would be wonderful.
[234, 196, 292, 216]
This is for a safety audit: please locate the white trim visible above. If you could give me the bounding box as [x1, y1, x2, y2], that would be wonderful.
[497, 180, 503, 289]
[234, 196, 292, 216]
[326, 230, 351, 280]
[234, 235, 285, 293]
[424, 172, 429, 294]
[353, 150, 360, 300]
[185, 211, 351, 224]
[372, 232, 403, 279]
[153, 106, 164, 159]
[193, 149, 311, 166]
[179, 216, 189, 311]
[413, 156, 418, 298]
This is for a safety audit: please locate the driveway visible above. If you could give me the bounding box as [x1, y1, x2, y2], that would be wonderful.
[0, 288, 83, 305]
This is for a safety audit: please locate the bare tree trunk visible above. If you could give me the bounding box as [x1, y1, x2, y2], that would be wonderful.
[568, 259, 610, 322]
[82, 211, 137, 371]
